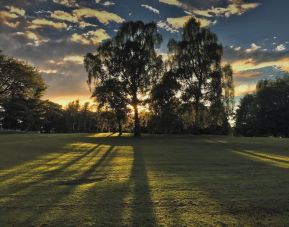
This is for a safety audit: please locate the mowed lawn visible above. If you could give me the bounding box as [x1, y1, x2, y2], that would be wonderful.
[1, 134, 289, 226]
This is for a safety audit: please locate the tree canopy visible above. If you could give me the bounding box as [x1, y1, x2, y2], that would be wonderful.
[235, 75, 289, 137]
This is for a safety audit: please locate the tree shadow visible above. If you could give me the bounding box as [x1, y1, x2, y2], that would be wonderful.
[130, 140, 156, 226]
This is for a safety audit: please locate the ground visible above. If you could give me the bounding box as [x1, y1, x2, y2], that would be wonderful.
[1, 133, 289, 226]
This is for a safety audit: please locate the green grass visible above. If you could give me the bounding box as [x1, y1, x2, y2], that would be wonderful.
[1, 133, 289, 226]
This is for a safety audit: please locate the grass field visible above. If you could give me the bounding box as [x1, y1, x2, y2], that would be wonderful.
[1, 133, 289, 226]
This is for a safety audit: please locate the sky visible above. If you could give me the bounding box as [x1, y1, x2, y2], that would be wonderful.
[1, 0, 289, 106]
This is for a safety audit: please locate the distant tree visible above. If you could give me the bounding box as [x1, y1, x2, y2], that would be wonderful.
[64, 100, 80, 132]
[85, 21, 162, 136]
[42, 101, 65, 133]
[235, 94, 258, 136]
[168, 18, 223, 130]
[235, 75, 289, 137]
[222, 64, 235, 118]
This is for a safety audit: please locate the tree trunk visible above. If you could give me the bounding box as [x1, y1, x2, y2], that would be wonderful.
[118, 121, 122, 136]
[133, 104, 140, 136]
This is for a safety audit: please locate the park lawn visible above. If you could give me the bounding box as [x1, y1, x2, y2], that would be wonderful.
[1, 134, 289, 226]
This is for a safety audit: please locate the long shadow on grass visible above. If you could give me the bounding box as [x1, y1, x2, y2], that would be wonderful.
[0, 144, 100, 199]
[0, 143, 117, 225]
[78, 135, 157, 226]
[126, 136, 289, 225]
[130, 140, 156, 226]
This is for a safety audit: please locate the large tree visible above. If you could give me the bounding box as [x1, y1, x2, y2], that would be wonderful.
[85, 21, 162, 136]
[168, 18, 223, 129]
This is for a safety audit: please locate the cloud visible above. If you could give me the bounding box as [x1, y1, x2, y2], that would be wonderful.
[39, 69, 58, 74]
[50, 10, 98, 28]
[230, 57, 289, 73]
[141, 4, 160, 14]
[167, 15, 215, 28]
[224, 45, 289, 64]
[15, 31, 44, 46]
[276, 44, 286, 52]
[235, 83, 256, 96]
[28, 18, 67, 29]
[0, 6, 26, 28]
[192, 2, 260, 18]
[51, 10, 78, 23]
[63, 55, 84, 64]
[102, 1, 115, 6]
[157, 21, 178, 33]
[0, 11, 20, 28]
[159, 0, 182, 7]
[73, 8, 124, 25]
[234, 70, 262, 79]
[5, 5, 25, 16]
[52, 0, 78, 7]
[70, 29, 110, 45]
[245, 43, 261, 53]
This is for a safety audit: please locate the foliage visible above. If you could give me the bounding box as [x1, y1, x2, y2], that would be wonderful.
[85, 21, 162, 136]
[235, 75, 289, 137]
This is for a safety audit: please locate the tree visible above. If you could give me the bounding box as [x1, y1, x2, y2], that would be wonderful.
[64, 100, 80, 132]
[1, 52, 46, 131]
[92, 79, 129, 135]
[0, 51, 45, 102]
[222, 64, 235, 118]
[235, 75, 289, 137]
[168, 18, 223, 130]
[42, 101, 65, 133]
[235, 94, 258, 136]
[149, 70, 183, 133]
[85, 21, 162, 136]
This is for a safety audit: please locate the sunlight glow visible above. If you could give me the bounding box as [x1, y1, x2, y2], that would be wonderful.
[234, 150, 289, 168]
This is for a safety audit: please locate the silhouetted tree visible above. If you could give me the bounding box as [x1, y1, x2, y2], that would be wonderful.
[0, 52, 45, 102]
[85, 21, 162, 136]
[65, 100, 80, 132]
[235, 75, 289, 137]
[93, 79, 129, 135]
[149, 70, 183, 133]
[1, 52, 46, 131]
[168, 18, 223, 131]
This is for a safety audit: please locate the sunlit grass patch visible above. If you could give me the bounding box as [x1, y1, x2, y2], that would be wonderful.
[234, 150, 289, 168]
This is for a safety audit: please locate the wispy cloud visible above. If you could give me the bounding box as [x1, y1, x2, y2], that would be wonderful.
[157, 20, 178, 33]
[159, 0, 182, 7]
[0, 6, 26, 28]
[51, 10, 78, 23]
[28, 18, 67, 29]
[192, 2, 260, 18]
[5, 5, 25, 17]
[141, 4, 160, 14]
[245, 43, 261, 53]
[70, 29, 110, 45]
[275, 44, 286, 52]
[52, 0, 79, 7]
[15, 31, 44, 46]
[167, 15, 215, 28]
[73, 8, 124, 25]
